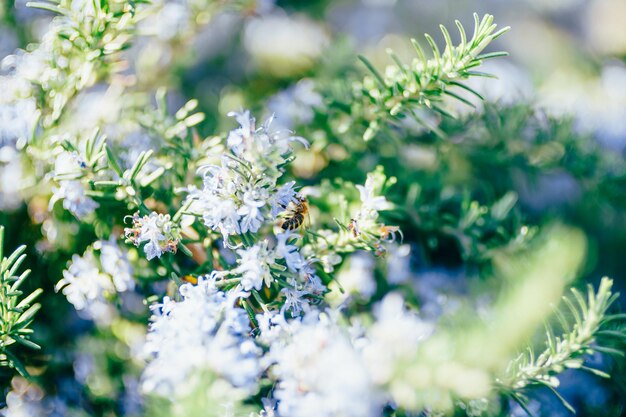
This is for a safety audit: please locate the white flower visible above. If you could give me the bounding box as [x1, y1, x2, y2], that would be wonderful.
[52, 151, 85, 177]
[50, 180, 99, 219]
[227, 110, 255, 156]
[275, 231, 305, 272]
[201, 193, 242, 241]
[303, 273, 326, 295]
[225, 110, 308, 167]
[125, 212, 179, 260]
[267, 79, 322, 130]
[269, 311, 383, 417]
[362, 293, 434, 386]
[356, 179, 390, 214]
[235, 241, 275, 291]
[187, 163, 244, 242]
[0, 96, 38, 147]
[0, 146, 23, 211]
[257, 398, 278, 417]
[55, 251, 114, 311]
[238, 187, 268, 234]
[279, 286, 309, 316]
[269, 181, 297, 218]
[98, 239, 134, 292]
[142, 276, 262, 398]
[187, 111, 308, 241]
[255, 310, 289, 347]
[54, 240, 135, 323]
[337, 252, 377, 299]
[138, 214, 166, 258]
[386, 244, 412, 284]
[0, 378, 46, 417]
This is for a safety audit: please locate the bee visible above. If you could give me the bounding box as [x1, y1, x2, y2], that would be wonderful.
[348, 218, 360, 238]
[279, 195, 310, 231]
[124, 227, 140, 241]
[379, 225, 401, 241]
[164, 240, 179, 255]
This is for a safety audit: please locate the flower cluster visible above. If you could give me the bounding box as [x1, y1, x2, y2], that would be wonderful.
[124, 212, 180, 260]
[234, 241, 276, 291]
[185, 111, 307, 244]
[361, 293, 435, 399]
[3, 1, 626, 415]
[49, 180, 99, 219]
[275, 232, 326, 314]
[352, 169, 398, 248]
[298, 167, 400, 278]
[142, 276, 262, 398]
[55, 240, 134, 320]
[0, 53, 40, 211]
[203, 236, 325, 315]
[140, 271, 438, 416]
[48, 139, 107, 219]
[263, 310, 383, 417]
[248, 294, 433, 417]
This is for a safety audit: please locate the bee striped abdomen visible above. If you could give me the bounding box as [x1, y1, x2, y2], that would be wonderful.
[281, 213, 304, 230]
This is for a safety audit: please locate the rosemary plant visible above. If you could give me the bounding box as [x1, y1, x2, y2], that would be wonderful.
[0, 1, 625, 416]
[0, 226, 42, 377]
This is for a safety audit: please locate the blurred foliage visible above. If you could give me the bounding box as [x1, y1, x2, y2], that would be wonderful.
[1, 0, 626, 416]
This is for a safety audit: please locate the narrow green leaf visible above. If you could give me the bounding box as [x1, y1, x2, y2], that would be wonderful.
[0, 226, 4, 261]
[509, 393, 535, 417]
[465, 70, 497, 78]
[105, 145, 124, 178]
[26, 1, 67, 14]
[10, 270, 31, 292]
[240, 300, 258, 328]
[476, 51, 509, 60]
[492, 26, 511, 40]
[139, 167, 166, 188]
[455, 20, 467, 51]
[448, 80, 485, 100]
[593, 345, 624, 357]
[7, 254, 27, 278]
[544, 385, 576, 414]
[177, 243, 193, 258]
[443, 89, 475, 108]
[580, 366, 610, 379]
[5, 246, 27, 273]
[386, 49, 407, 74]
[4, 350, 30, 378]
[128, 150, 154, 182]
[94, 180, 121, 187]
[597, 329, 626, 342]
[602, 313, 626, 323]
[12, 335, 40, 350]
[471, 13, 481, 44]
[16, 289, 42, 310]
[172, 199, 193, 223]
[439, 24, 454, 56]
[410, 38, 427, 63]
[358, 55, 386, 88]
[424, 34, 441, 66]
[562, 296, 582, 328]
[15, 303, 42, 326]
[431, 105, 455, 119]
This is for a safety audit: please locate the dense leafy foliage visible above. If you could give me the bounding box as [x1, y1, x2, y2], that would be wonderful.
[1, 1, 625, 416]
